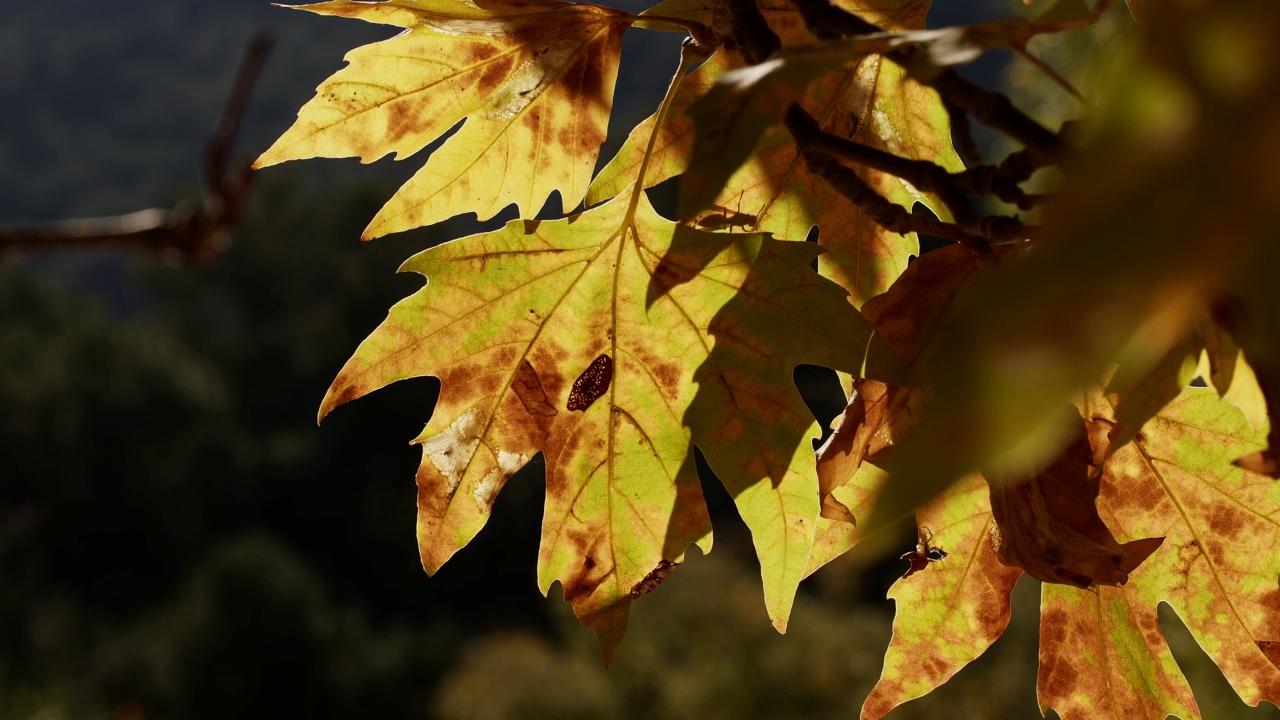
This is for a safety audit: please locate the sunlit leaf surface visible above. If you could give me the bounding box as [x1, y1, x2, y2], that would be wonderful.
[257, 0, 630, 236]
[320, 187, 885, 655]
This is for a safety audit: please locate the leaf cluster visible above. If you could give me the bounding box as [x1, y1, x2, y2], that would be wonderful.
[260, 0, 1280, 716]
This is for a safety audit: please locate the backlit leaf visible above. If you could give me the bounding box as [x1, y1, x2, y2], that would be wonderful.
[860, 475, 1023, 720]
[589, 0, 961, 307]
[1084, 387, 1280, 711]
[1039, 582, 1199, 720]
[256, 0, 630, 237]
[872, 386, 1279, 717]
[319, 187, 889, 655]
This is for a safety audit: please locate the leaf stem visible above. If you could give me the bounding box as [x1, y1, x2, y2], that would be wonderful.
[637, 14, 715, 47]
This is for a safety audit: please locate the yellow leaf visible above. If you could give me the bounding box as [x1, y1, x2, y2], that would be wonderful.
[589, 0, 961, 307]
[256, 0, 630, 237]
[320, 185, 894, 655]
[860, 475, 1023, 720]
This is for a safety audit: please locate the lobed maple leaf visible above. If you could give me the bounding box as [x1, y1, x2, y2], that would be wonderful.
[319, 182, 893, 656]
[256, 0, 631, 238]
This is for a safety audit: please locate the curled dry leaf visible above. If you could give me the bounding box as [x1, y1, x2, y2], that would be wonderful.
[987, 414, 1164, 588]
[816, 244, 985, 523]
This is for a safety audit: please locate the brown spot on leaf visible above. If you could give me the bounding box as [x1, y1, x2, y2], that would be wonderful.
[1259, 641, 1280, 668]
[567, 354, 612, 411]
[629, 560, 679, 599]
[1206, 504, 1246, 539]
[513, 360, 559, 417]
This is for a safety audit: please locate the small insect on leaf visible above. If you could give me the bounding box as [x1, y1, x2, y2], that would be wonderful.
[695, 192, 758, 232]
[567, 354, 613, 411]
[696, 207, 759, 232]
[899, 525, 948, 579]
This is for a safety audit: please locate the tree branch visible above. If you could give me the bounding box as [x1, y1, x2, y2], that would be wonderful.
[786, 105, 1038, 223]
[0, 32, 275, 263]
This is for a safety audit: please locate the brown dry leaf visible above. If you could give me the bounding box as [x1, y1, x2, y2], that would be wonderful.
[815, 245, 985, 522]
[987, 415, 1164, 588]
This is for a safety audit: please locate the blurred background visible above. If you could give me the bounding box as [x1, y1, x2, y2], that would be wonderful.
[1, 0, 1276, 718]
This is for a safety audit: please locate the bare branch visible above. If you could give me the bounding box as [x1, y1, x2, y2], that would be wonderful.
[786, 105, 1038, 217]
[0, 32, 275, 264]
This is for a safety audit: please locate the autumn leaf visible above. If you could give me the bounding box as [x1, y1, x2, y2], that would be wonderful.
[987, 415, 1164, 588]
[860, 475, 1023, 720]
[255, 0, 631, 237]
[589, 0, 962, 307]
[870, 386, 1280, 719]
[882, 0, 1280, 519]
[1039, 582, 1199, 720]
[1081, 387, 1280, 713]
[318, 179, 894, 656]
[815, 245, 984, 522]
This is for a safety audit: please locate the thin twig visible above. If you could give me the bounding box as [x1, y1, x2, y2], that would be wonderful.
[0, 32, 275, 263]
[1012, 46, 1086, 104]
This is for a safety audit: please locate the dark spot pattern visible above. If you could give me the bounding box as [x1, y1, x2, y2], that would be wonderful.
[629, 560, 678, 599]
[567, 354, 612, 411]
